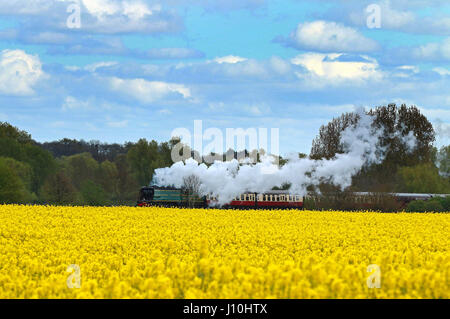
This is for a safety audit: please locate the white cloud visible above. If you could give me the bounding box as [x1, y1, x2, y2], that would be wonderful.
[108, 77, 192, 103]
[428, 108, 450, 120]
[413, 38, 450, 61]
[62, 96, 93, 111]
[288, 20, 379, 53]
[349, 1, 415, 29]
[213, 55, 248, 64]
[222, 59, 267, 77]
[107, 119, 128, 128]
[142, 48, 204, 59]
[0, 0, 179, 34]
[85, 61, 118, 72]
[433, 67, 450, 76]
[62, 95, 132, 113]
[291, 53, 382, 82]
[393, 65, 420, 78]
[434, 121, 450, 143]
[346, 0, 449, 35]
[0, 49, 45, 96]
[379, 2, 416, 29]
[269, 56, 291, 74]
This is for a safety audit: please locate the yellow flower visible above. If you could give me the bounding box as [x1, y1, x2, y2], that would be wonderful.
[0, 205, 448, 299]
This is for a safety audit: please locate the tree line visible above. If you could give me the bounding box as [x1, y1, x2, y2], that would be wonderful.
[309, 104, 449, 211]
[0, 123, 179, 206]
[0, 103, 449, 209]
[310, 104, 449, 195]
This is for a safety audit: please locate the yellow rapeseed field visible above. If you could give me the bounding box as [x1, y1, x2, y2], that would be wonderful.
[0, 205, 448, 299]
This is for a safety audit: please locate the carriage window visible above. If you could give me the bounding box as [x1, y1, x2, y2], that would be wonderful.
[243, 194, 247, 201]
[249, 194, 255, 201]
[280, 195, 285, 201]
[295, 195, 301, 201]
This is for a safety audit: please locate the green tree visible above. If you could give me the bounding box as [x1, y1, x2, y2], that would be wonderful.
[63, 153, 99, 189]
[115, 154, 140, 205]
[436, 145, 450, 178]
[0, 122, 32, 144]
[127, 139, 162, 186]
[22, 143, 56, 192]
[80, 180, 110, 206]
[398, 163, 450, 194]
[406, 197, 449, 212]
[0, 157, 33, 191]
[311, 104, 435, 165]
[311, 112, 359, 160]
[0, 122, 56, 193]
[310, 104, 436, 192]
[99, 160, 119, 192]
[0, 158, 28, 203]
[40, 170, 78, 205]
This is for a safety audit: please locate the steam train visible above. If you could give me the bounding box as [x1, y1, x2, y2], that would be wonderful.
[137, 186, 304, 209]
[137, 186, 448, 210]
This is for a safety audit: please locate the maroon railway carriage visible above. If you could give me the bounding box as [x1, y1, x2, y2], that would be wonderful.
[207, 190, 304, 209]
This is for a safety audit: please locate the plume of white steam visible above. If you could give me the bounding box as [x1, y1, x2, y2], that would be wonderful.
[434, 121, 450, 178]
[436, 147, 449, 178]
[153, 109, 417, 205]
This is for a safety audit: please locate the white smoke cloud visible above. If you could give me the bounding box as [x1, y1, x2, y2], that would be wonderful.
[0, 49, 45, 96]
[153, 109, 416, 205]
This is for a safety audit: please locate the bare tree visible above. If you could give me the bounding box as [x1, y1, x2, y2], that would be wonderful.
[182, 174, 201, 207]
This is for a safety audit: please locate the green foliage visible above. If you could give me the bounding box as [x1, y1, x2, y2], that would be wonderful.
[398, 163, 450, 194]
[0, 122, 32, 144]
[40, 170, 78, 205]
[406, 197, 449, 212]
[436, 145, 450, 178]
[98, 160, 119, 194]
[80, 180, 110, 206]
[0, 158, 28, 204]
[0, 120, 447, 208]
[310, 104, 436, 192]
[22, 143, 56, 192]
[127, 139, 162, 186]
[0, 137, 23, 160]
[115, 154, 140, 205]
[63, 153, 99, 189]
[0, 123, 56, 192]
[0, 157, 33, 191]
[405, 200, 426, 212]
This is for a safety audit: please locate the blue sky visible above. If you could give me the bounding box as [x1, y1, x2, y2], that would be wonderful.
[0, 0, 449, 155]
